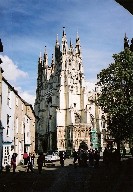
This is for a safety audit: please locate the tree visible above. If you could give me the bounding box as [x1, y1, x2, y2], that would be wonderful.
[97, 48, 133, 150]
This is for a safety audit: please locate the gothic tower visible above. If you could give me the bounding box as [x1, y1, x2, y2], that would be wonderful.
[34, 28, 92, 153]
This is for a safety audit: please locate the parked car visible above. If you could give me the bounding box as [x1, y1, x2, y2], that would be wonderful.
[45, 151, 60, 162]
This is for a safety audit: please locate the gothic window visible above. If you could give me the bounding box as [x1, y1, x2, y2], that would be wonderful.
[6, 114, 10, 136]
[75, 113, 81, 123]
[65, 61, 67, 68]
[47, 96, 52, 103]
[27, 132, 30, 138]
[79, 63, 81, 70]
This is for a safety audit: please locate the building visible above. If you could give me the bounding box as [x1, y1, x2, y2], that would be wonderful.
[0, 39, 35, 170]
[34, 28, 106, 154]
[1, 77, 35, 168]
[0, 39, 4, 171]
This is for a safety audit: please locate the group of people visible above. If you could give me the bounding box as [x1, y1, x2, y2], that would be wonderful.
[23, 152, 45, 174]
[10, 145, 133, 173]
[73, 148, 100, 167]
[103, 147, 121, 166]
[23, 152, 35, 172]
[10, 151, 45, 174]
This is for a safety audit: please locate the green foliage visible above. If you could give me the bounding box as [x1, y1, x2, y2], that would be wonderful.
[97, 48, 133, 141]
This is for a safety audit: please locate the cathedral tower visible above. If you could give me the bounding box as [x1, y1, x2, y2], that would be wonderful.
[34, 28, 92, 153]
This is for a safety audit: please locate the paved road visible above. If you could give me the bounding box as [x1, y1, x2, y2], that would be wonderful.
[0, 157, 133, 192]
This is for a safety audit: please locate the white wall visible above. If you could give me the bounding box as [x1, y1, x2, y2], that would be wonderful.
[1, 81, 15, 167]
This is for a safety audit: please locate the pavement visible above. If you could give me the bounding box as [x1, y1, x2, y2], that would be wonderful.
[0, 156, 133, 192]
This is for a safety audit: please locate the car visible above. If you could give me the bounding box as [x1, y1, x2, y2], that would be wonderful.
[45, 152, 60, 162]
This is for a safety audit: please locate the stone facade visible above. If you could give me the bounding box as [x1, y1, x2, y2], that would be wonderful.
[34, 29, 106, 153]
[1, 77, 35, 167]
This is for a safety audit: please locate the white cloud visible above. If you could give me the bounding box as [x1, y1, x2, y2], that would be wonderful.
[20, 91, 35, 107]
[86, 81, 96, 92]
[0, 55, 35, 107]
[14, 86, 35, 107]
[0, 55, 28, 81]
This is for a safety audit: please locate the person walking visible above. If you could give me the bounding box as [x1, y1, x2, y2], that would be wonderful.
[59, 151, 65, 167]
[11, 153, 17, 173]
[27, 153, 34, 172]
[23, 151, 28, 165]
[73, 150, 78, 167]
[31, 153, 35, 168]
[37, 153, 45, 174]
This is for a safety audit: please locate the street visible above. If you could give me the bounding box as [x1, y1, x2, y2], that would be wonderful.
[0, 157, 133, 192]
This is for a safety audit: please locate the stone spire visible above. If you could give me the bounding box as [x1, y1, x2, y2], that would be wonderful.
[43, 46, 48, 68]
[62, 27, 68, 55]
[38, 52, 43, 74]
[75, 31, 81, 55]
[0, 39, 3, 52]
[55, 34, 60, 49]
[69, 38, 74, 55]
[55, 34, 61, 64]
[124, 33, 129, 49]
[51, 54, 55, 70]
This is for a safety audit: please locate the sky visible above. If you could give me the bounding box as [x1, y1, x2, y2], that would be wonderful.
[0, 0, 133, 106]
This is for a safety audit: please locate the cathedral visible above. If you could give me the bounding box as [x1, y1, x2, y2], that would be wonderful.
[34, 28, 103, 154]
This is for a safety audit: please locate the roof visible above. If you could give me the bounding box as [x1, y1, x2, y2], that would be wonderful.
[2, 76, 33, 107]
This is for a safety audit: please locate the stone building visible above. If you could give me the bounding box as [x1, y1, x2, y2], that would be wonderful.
[34, 28, 106, 153]
[1, 77, 35, 167]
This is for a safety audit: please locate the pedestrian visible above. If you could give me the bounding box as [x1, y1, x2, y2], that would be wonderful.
[88, 149, 94, 167]
[94, 149, 100, 167]
[37, 153, 45, 174]
[23, 151, 28, 165]
[31, 153, 35, 168]
[27, 153, 34, 172]
[73, 150, 78, 166]
[59, 151, 65, 167]
[11, 153, 17, 173]
[103, 147, 109, 166]
[122, 147, 126, 157]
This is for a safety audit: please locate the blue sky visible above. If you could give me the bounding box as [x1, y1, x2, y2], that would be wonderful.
[0, 0, 133, 105]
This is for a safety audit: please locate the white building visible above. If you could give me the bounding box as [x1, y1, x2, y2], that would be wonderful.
[34, 29, 106, 154]
[1, 77, 16, 167]
[0, 75, 35, 169]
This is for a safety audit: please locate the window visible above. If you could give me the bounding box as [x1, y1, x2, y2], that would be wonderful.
[27, 132, 29, 138]
[16, 117, 18, 133]
[7, 88, 11, 108]
[6, 114, 10, 136]
[3, 146, 10, 166]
